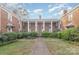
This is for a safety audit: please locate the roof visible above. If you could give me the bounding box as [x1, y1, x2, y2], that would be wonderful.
[66, 22, 74, 26]
[0, 4, 20, 21]
[61, 4, 79, 19]
[22, 19, 60, 22]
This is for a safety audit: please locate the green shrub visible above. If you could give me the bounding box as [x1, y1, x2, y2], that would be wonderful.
[50, 32, 58, 38]
[57, 32, 62, 39]
[41, 32, 59, 38]
[16, 32, 24, 39]
[69, 32, 79, 41]
[2, 35, 8, 42]
[63, 28, 76, 40]
[16, 32, 38, 39]
[56, 28, 79, 41]
[41, 32, 51, 37]
[0, 32, 38, 46]
[27, 32, 38, 39]
[1, 34, 10, 45]
[22, 32, 28, 38]
[0, 34, 8, 43]
[3, 32, 17, 41]
[30, 32, 37, 37]
[0, 35, 4, 45]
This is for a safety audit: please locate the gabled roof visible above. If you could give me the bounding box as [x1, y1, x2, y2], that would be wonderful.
[61, 4, 79, 19]
[0, 4, 21, 21]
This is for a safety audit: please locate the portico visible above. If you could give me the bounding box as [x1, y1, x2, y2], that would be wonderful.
[22, 20, 59, 32]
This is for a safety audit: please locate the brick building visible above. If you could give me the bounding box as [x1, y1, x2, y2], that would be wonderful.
[22, 19, 60, 32]
[60, 5, 79, 30]
[0, 5, 22, 33]
[0, 5, 60, 33]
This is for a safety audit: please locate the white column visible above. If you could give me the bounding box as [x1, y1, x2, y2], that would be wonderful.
[19, 20, 22, 32]
[42, 21, 45, 32]
[28, 21, 30, 32]
[51, 21, 52, 32]
[35, 21, 37, 32]
[0, 9, 1, 32]
[58, 21, 60, 30]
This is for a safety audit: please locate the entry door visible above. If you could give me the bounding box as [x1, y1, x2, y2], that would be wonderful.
[30, 22, 35, 32]
[45, 23, 51, 32]
[37, 22, 43, 32]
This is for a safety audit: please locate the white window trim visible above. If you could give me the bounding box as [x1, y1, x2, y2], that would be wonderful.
[68, 13, 73, 22]
[8, 13, 12, 22]
[7, 27, 12, 32]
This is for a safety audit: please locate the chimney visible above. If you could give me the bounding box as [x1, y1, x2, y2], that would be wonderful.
[39, 15, 42, 20]
[63, 9, 67, 15]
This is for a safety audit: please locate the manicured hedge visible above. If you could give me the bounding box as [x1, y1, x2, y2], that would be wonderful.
[17, 32, 38, 39]
[0, 34, 8, 43]
[56, 28, 79, 41]
[0, 32, 17, 45]
[41, 32, 52, 37]
[16, 32, 25, 39]
[50, 32, 58, 38]
[3, 32, 17, 41]
[27, 32, 38, 38]
[0, 32, 38, 46]
[41, 32, 58, 38]
[41, 28, 79, 41]
[0, 28, 79, 46]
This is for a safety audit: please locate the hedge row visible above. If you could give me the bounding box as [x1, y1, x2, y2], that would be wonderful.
[16, 32, 38, 39]
[0, 28, 79, 46]
[0, 32, 17, 45]
[41, 32, 57, 38]
[57, 28, 79, 41]
[41, 28, 79, 41]
[0, 32, 38, 45]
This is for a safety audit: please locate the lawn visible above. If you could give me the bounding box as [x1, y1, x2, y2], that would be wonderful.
[0, 39, 35, 55]
[44, 38, 79, 55]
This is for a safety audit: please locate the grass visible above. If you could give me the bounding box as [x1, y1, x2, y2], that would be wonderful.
[0, 39, 35, 55]
[44, 38, 79, 55]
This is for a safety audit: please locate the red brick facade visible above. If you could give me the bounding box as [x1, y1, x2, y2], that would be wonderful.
[60, 6, 79, 30]
[0, 6, 22, 33]
[72, 8, 79, 28]
[0, 8, 8, 32]
[12, 15, 20, 32]
[0, 6, 60, 33]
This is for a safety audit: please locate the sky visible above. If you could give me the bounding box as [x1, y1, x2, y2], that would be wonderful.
[4, 3, 79, 20]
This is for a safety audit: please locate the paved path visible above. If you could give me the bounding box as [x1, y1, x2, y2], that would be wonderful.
[31, 37, 50, 55]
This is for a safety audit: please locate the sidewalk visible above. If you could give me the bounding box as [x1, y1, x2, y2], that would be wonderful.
[31, 37, 50, 55]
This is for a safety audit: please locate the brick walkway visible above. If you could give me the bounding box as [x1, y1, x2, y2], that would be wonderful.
[31, 37, 50, 55]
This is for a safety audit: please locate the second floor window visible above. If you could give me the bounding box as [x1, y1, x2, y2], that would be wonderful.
[8, 13, 12, 22]
[68, 13, 73, 22]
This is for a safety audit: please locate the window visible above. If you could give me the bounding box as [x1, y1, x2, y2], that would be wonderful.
[49, 25, 51, 32]
[8, 13, 12, 22]
[7, 27, 12, 32]
[68, 13, 73, 22]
